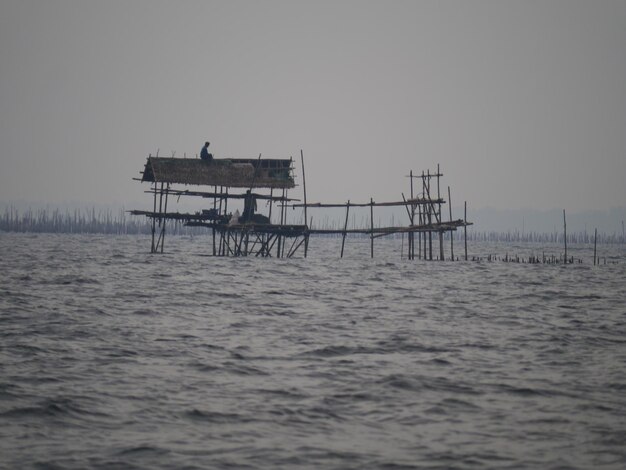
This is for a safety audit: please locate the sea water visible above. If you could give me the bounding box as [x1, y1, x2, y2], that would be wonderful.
[1, 233, 625, 469]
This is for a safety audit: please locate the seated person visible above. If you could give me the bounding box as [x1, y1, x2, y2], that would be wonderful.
[200, 141, 213, 161]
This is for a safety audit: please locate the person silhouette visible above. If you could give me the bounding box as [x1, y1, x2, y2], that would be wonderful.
[200, 142, 213, 161]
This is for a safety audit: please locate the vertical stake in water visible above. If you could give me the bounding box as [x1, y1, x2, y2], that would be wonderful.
[418, 199, 422, 260]
[370, 198, 374, 258]
[594, 228, 597, 266]
[277, 187, 285, 258]
[427, 169, 433, 260]
[409, 170, 414, 260]
[151, 181, 157, 253]
[282, 183, 290, 259]
[437, 163, 441, 224]
[212, 185, 217, 256]
[161, 183, 169, 253]
[438, 227, 444, 261]
[464, 201, 468, 261]
[156, 181, 165, 253]
[301, 150, 309, 258]
[448, 186, 454, 261]
[437, 164, 442, 261]
[563, 209, 567, 264]
[341, 201, 350, 258]
[422, 171, 427, 260]
[221, 187, 229, 256]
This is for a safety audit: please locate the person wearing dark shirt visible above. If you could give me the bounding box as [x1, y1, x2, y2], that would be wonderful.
[200, 142, 213, 161]
[242, 189, 257, 222]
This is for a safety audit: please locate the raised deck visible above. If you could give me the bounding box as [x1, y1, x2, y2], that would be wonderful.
[131, 151, 472, 259]
[140, 157, 295, 189]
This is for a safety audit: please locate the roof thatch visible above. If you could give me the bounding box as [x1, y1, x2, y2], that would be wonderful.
[141, 157, 295, 189]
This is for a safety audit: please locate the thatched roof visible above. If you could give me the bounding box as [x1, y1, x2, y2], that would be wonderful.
[141, 157, 295, 189]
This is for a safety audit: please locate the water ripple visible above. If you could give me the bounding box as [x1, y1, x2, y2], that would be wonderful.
[0, 233, 625, 469]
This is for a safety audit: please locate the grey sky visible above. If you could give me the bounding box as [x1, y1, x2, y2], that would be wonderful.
[1, 0, 624, 211]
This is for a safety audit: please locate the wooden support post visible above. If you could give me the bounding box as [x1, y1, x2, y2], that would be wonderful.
[448, 186, 454, 260]
[218, 186, 224, 215]
[410, 170, 415, 260]
[211, 185, 217, 255]
[563, 209, 567, 264]
[287, 235, 304, 258]
[594, 228, 597, 266]
[464, 201, 468, 261]
[437, 164, 441, 227]
[427, 169, 433, 260]
[282, 188, 289, 259]
[212, 226, 217, 256]
[151, 182, 157, 253]
[439, 231, 444, 261]
[234, 231, 240, 257]
[370, 198, 374, 258]
[219, 187, 228, 256]
[341, 201, 350, 258]
[301, 150, 309, 258]
[156, 182, 165, 252]
[422, 171, 426, 260]
[277, 188, 285, 258]
[429, 231, 433, 261]
[161, 183, 169, 253]
[401, 192, 413, 259]
[418, 204, 422, 259]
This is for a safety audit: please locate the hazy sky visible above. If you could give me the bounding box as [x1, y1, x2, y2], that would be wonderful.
[1, 0, 624, 211]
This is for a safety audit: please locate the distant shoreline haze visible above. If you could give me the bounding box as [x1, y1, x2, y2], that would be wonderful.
[1, 202, 625, 242]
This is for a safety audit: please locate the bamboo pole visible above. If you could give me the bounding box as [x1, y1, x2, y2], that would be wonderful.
[220, 187, 229, 256]
[301, 150, 309, 258]
[410, 170, 414, 260]
[151, 182, 157, 253]
[218, 186, 224, 214]
[563, 209, 567, 264]
[161, 183, 169, 253]
[448, 186, 454, 260]
[341, 201, 350, 258]
[422, 171, 427, 260]
[429, 232, 433, 261]
[594, 228, 597, 266]
[293, 198, 445, 209]
[282, 187, 289, 259]
[156, 182, 165, 252]
[427, 170, 433, 260]
[277, 187, 285, 258]
[464, 201, 468, 261]
[370, 198, 374, 258]
[437, 164, 442, 228]
[211, 185, 217, 255]
[439, 231, 444, 261]
[418, 201, 422, 259]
